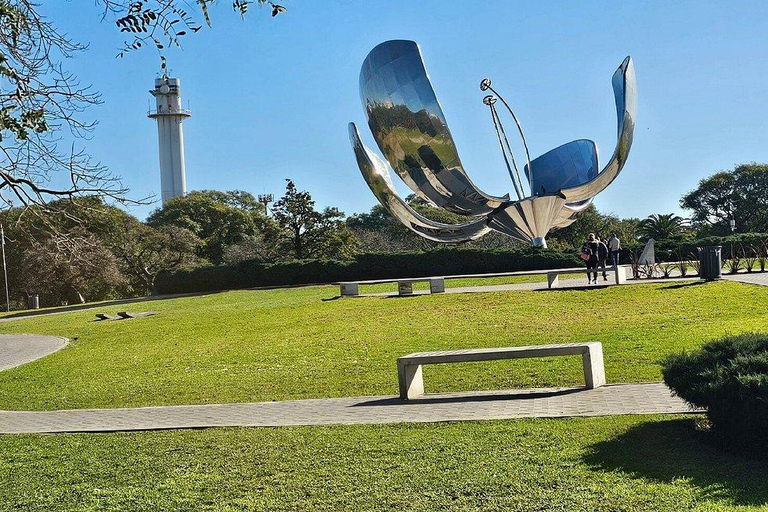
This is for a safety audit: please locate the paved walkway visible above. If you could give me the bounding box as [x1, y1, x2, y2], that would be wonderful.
[723, 271, 768, 287]
[0, 383, 699, 434]
[0, 334, 68, 372]
[364, 275, 702, 297]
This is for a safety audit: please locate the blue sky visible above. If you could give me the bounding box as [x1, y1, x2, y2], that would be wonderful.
[43, 1, 768, 220]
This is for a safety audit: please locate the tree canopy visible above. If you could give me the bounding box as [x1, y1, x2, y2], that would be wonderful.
[636, 213, 689, 242]
[681, 163, 768, 234]
[147, 190, 272, 264]
[272, 180, 356, 260]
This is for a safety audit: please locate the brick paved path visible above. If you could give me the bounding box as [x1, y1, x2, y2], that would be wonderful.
[0, 334, 67, 372]
[0, 383, 699, 434]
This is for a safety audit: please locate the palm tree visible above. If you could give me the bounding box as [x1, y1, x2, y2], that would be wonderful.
[637, 214, 688, 241]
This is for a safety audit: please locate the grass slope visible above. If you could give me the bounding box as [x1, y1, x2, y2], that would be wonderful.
[2, 415, 768, 511]
[1, 280, 766, 411]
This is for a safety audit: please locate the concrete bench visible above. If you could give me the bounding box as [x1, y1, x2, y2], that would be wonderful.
[397, 342, 605, 399]
[338, 265, 629, 297]
[339, 277, 445, 297]
[547, 265, 627, 289]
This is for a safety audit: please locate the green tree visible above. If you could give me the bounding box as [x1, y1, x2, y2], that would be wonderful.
[110, 221, 202, 295]
[146, 190, 275, 264]
[272, 179, 357, 260]
[681, 163, 768, 234]
[0, 198, 129, 306]
[636, 213, 688, 242]
[0, 196, 202, 306]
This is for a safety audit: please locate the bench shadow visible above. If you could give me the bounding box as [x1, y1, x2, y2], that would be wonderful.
[535, 284, 612, 292]
[583, 418, 768, 507]
[660, 281, 706, 290]
[351, 387, 585, 407]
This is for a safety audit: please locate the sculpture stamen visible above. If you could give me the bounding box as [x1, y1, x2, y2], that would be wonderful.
[481, 79, 534, 192]
[485, 94, 524, 201]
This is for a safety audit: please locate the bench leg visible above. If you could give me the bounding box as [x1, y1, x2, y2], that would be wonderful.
[398, 281, 413, 296]
[398, 363, 424, 399]
[581, 343, 606, 389]
[429, 278, 445, 294]
[340, 283, 359, 297]
[613, 265, 626, 285]
[547, 273, 560, 289]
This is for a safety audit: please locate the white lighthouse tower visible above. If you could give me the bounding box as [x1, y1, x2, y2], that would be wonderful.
[148, 75, 191, 204]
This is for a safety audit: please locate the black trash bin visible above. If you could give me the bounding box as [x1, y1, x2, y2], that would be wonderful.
[699, 246, 722, 281]
[27, 294, 40, 310]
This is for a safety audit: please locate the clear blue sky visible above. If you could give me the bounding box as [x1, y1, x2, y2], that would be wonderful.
[43, 1, 768, 221]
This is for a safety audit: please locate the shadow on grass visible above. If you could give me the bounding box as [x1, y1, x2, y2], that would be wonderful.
[660, 281, 706, 290]
[584, 418, 768, 507]
[535, 284, 612, 292]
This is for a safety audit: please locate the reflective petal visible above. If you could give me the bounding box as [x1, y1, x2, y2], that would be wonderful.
[524, 139, 598, 196]
[561, 56, 636, 202]
[360, 40, 508, 216]
[349, 123, 491, 243]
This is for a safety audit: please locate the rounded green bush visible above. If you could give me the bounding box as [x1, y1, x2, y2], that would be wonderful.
[662, 332, 768, 457]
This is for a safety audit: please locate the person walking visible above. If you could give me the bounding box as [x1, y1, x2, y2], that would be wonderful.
[597, 236, 609, 281]
[582, 233, 600, 284]
[608, 233, 621, 268]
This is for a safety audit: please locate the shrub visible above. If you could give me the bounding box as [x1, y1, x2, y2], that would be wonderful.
[154, 247, 582, 294]
[662, 333, 768, 457]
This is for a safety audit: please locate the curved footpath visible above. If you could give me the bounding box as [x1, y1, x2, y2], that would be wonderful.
[0, 334, 68, 372]
[0, 333, 699, 434]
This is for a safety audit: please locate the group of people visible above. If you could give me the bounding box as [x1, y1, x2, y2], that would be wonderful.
[581, 233, 621, 284]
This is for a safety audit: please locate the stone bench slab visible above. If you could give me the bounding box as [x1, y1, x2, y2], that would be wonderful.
[397, 342, 605, 399]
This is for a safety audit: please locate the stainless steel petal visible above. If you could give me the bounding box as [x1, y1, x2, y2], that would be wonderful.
[349, 123, 491, 243]
[551, 199, 593, 230]
[360, 40, 508, 216]
[561, 56, 636, 203]
[524, 139, 598, 196]
[487, 195, 567, 244]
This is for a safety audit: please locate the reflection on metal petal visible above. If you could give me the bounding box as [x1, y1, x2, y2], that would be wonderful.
[488, 195, 567, 246]
[349, 123, 491, 243]
[349, 41, 636, 247]
[360, 40, 508, 216]
[551, 199, 593, 230]
[561, 57, 636, 203]
[524, 139, 598, 196]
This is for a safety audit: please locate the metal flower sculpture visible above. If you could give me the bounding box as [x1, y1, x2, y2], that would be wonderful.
[348, 40, 636, 247]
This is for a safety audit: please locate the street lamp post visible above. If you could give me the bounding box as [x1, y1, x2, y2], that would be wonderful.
[0, 224, 9, 312]
[730, 218, 736, 233]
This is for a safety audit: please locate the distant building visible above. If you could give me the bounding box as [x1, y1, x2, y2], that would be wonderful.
[148, 75, 191, 205]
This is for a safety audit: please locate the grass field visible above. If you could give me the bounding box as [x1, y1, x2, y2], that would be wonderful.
[1, 280, 767, 411]
[2, 415, 768, 511]
[3, 280, 768, 510]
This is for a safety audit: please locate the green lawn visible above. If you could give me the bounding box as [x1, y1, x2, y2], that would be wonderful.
[3, 280, 768, 510]
[1, 280, 767, 411]
[2, 415, 768, 511]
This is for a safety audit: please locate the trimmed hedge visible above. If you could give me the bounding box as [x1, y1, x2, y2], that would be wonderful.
[662, 333, 768, 458]
[154, 247, 583, 294]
